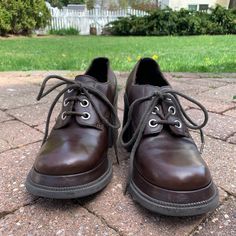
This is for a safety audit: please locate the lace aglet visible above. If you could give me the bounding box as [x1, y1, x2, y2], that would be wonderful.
[114, 146, 120, 165]
[116, 156, 120, 165]
[41, 139, 46, 147]
[123, 183, 129, 195]
[36, 84, 46, 101]
[113, 130, 120, 165]
[200, 143, 204, 154]
[36, 93, 42, 101]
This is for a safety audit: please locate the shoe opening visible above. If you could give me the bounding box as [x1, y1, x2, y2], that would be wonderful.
[135, 58, 168, 87]
[86, 57, 109, 82]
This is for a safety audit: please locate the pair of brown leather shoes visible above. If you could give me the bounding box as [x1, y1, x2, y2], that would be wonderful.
[26, 58, 219, 216]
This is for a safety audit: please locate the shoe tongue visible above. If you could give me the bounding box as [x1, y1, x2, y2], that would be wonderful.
[75, 74, 99, 83]
[129, 84, 171, 101]
[74, 74, 109, 96]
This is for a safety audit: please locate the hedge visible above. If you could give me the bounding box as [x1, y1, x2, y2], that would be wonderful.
[106, 6, 236, 36]
[0, 0, 51, 36]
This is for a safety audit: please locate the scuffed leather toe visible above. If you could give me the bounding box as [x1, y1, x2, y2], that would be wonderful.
[135, 133, 211, 191]
[34, 126, 107, 175]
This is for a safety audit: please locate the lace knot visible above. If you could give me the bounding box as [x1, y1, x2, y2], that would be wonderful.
[153, 90, 164, 101]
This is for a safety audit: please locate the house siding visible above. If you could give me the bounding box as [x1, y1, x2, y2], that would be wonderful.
[160, 0, 230, 10]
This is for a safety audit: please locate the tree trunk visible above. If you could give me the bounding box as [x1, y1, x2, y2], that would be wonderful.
[229, 0, 236, 8]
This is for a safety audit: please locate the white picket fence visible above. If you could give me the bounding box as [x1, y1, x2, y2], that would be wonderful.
[47, 4, 147, 35]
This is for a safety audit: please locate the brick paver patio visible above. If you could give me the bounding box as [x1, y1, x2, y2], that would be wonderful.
[0, 71, 235, 236]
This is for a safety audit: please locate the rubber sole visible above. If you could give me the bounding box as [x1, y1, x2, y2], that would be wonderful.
[25, 159, 112, 199]
[129, 179, 219, 216]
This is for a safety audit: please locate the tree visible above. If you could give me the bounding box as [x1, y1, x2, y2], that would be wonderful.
[119, 0, 128, 9]
[229, 0, 236, 8]
[47, 0, 64, 8]
[69, 0, 85, 4]
[86, 0, 95, 9]
[47, 0, 85, 8]
[130, 0, 159, 11]
[108, 0, 119, 10]
[0, 4, 11, 35]
[0, 0, 51, 35]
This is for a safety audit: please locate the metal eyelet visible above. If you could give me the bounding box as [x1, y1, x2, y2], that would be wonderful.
[63, 98, 70, 107]
[80, 99, 89, 108]
[152, 106, 160, 115]
[175, 120, 182, 128]
[61, 112, 67, 120]
[81, 112, 91, 120]
[67, 88, 74, 93]
[149, 119, 158, 128]
[168, 106, 176, 115]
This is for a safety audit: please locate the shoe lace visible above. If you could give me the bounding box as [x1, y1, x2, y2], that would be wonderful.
[120, 88, 208, 193]
[37, 75, 121, 163]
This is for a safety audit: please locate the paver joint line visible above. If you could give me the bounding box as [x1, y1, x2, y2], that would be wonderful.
[4, 112, 42, 130]
[81, 204, 124, 236]
[221, 106, 236, 115]
[0, 140, 42, 155]
[225, 130, 236, 141]
[219, 186, 236, 198]
[188, 195, 236, 236]
[0, 197, 40, 221]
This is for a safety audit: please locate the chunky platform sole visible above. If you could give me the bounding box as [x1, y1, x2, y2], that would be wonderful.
[25, 159, 112, 199]
[129, 178, 219, 217]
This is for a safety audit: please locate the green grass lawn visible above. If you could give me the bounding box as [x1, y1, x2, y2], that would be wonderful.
[0, 35, 235, 72]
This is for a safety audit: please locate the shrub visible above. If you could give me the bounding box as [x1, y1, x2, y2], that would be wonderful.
[107, 5, 236, 36]
[106, 16, 135, 35]
[49, 27, 80, 35]
[0, 5, 11, 35]
[131, 2, 159, 11]
[0, 0, 51, 36]
[47, 0, 85, 9]
[210, 5, 236, 34]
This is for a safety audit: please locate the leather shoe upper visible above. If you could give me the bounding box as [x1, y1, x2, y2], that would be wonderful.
[122, 58, 212, 191]
[34, 58, 119, 176]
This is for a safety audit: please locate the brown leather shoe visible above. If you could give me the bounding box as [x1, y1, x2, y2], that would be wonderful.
[26, 58, 120, 199]
[120, 58, 219, 216]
